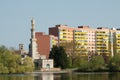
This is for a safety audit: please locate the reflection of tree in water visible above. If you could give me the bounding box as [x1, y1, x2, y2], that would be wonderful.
[34, 75, 42, 80]
[61, 73, 110, 80]
[54, 74, 61, 80]
[0, 75, 34, 80]
[109, 72, 120, 80]
[60, 73, 70, 80]
[1, 73, 120, 80]
[72, 73, 109, 80]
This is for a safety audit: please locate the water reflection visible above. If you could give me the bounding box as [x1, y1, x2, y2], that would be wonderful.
[0, 74, 34, 80]
[0, 72, 120, 80]
[42, 73, 53, 80]
[34, 73, 61, 80]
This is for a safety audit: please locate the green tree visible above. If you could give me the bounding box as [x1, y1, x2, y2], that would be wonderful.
[0, 63, 9, 74]
[59, 41, 80, 67]
[73, 56, 88, 68]
[0, 45, 34, 74]
[89, 55, 105, 71]
[22, 57, 34, 72]
[79, 60, 90, 71]
[109, 54, 120, 71]
[49, 46, 69, 69]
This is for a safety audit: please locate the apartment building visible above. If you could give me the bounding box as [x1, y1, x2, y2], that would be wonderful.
[114, 29, 120, 54]
[49, 25, 96, 56]
[73, 27, 88, 55]
[95, 27, 110, 56]
[77, 26, 96, 55]
[49, 25, 74, 43]
[49, 25, 120, 56]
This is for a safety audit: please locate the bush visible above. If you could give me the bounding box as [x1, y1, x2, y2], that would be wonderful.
[0, 46, 34, 74]
[108, 54, 120, 71]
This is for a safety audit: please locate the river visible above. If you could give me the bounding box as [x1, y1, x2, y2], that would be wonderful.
[0, 72, 120, 80]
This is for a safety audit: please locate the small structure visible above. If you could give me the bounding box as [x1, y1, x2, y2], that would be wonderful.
[40, 59, 54, 71]
[19, 44, 28, 59]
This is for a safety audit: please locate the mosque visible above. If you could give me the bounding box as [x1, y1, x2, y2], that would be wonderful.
[19, 18, 60, 71]
[28, 18, 54, 71]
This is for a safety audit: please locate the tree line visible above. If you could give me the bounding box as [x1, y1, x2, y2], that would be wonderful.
[49, 45, 120, 72]
[0, 46, 34, 74]
[1, 43, 120, 73]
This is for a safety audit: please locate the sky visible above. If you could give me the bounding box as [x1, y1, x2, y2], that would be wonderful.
[0, 0, 120, 50]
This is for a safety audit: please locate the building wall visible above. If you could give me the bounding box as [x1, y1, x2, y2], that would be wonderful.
[87, 30, 96, 53]
[41, 59, 54, 69]
[58, 25, 74, 42]
[114, 31, 120, 54]
[49, 25, 74, 43]
[77, 26, 96, 54]
[50, 35, 58, 48]
[35, 32, 51, 59]
[73, 30, 88, 55]
[95, 28, 110, 56]
[49, 25, 59, 37]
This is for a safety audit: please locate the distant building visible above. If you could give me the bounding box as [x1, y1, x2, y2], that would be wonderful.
[19, 44, 28, 59]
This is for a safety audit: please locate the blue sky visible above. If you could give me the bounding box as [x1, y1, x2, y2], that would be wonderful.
[0, 0, 120, 49]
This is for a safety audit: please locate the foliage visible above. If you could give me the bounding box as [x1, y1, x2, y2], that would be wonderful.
[73, 56, 88, 68]
[89, 55, 105, 71]
[77, 55, 106, 72]
[49, 46, 69, 69]
[78, 57, 90, 71]
[0, 45, 34, 74]
[108, 54, 120, 71]
[59, 41, 74, 67]
[59, 41, 74, 57]
[23, 57, 34, 72]
[79, 61, 90, 71]
[50, 44, 120, 72]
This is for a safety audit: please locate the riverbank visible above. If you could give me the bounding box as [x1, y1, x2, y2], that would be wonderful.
[31, 71, 68, 74]
[26, 68, 78, 74]
[1, 71, 120, 80]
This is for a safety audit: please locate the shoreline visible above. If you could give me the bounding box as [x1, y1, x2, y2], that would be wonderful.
[26, 70, 70, 74]
[0, 71, 120, 75]
[31, 71, 68, 74]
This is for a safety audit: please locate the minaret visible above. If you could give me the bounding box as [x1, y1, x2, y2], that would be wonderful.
[29, 18, 40, 60]
[31, 18, 35, 39]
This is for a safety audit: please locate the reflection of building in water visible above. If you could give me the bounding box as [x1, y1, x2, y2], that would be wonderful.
[42, 73, 53, 80]
[33, 73, 61, 80]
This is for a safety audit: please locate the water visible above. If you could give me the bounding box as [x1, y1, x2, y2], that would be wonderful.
[0, 72, 120, 80]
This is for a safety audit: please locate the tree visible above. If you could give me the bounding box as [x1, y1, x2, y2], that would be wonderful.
[49, 46, 69, 69]
[59, 41, 78, 67]
[22, 57, 34, 72]
[89, 55, 105, 71]
[0, 45, 34, 74]
[109, 54, 120, 71]
[78, 59, 90, 71]
[60, 41, 74, 57]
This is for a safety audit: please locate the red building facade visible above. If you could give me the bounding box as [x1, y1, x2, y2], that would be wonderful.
[35, 32, 51, 59]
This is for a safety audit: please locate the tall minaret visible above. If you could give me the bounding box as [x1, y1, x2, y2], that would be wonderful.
[29, 18, 40, 60]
